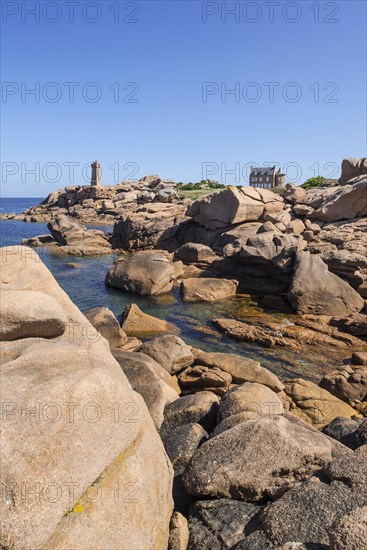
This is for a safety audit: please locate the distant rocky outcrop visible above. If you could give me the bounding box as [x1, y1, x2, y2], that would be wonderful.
[157, 158, 367, 315]
[1, 174, 188, 232]
[307, 177, 367, 222]
[23, 214, 112, 256]
[9, 157, 367, 320]
[338, 157, 367, 184]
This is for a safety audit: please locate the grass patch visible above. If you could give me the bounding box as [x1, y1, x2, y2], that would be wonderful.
[178, 189, 218, 200]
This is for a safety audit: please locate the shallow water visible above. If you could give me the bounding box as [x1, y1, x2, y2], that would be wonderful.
[0, 198, 347, 381]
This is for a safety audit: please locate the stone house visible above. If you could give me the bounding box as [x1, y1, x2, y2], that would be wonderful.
[249, 166, 286, 189]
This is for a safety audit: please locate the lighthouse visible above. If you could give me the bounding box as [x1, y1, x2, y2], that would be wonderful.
[90, 160, 101, 186]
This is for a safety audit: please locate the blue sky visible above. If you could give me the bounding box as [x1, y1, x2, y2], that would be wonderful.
[1, 0, 366, 196]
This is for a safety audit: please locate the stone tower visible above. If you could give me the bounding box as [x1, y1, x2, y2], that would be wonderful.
[275, 168, 286, 188]
[90, 160, 101, 186]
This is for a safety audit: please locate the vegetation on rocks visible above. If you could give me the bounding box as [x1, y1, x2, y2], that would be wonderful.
[301, 176, 338, 189]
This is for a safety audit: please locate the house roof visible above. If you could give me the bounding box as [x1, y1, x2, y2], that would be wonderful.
[250, 166, 275, 176]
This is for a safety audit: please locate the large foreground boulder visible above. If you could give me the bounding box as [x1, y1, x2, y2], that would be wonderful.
[288, 251, 364, 316]
[186, 187, 284, 230]
[260, 477, 366, 548]
[219, 448, 367, 547]
[105, 251, 175, 295]
[182, 415, 349, 502]
[0, 246, 173, 549]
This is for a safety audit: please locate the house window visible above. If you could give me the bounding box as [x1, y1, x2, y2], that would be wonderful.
[266, 177, 270, 182]
[253, 177, 257, 182]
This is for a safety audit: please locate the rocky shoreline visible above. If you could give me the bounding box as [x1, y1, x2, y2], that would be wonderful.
[9, 159, 367, 304]
[1, 247, 366, 549]
[1, 157, 366, 549]
[0, 173, 190, 229]
[16, 158, 366, 356]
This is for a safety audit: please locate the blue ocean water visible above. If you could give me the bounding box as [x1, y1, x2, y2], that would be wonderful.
[0, 197, 44, 215]
[0, 198, 338, 380]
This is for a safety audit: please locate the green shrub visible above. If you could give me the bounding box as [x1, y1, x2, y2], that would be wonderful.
[301, 176, 337, 189]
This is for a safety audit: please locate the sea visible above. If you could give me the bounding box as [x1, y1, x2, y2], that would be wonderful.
[0, 197, 339, 381]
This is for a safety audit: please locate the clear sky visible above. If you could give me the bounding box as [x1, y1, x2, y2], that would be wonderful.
[1, 0, 366, 197]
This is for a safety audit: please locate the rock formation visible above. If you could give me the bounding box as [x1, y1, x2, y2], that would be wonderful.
[186, 186, 284, 229]
[338, 157, 367, 184]
[181, 278, 238, 302]
[120, 303, 174, 336]
[105, 251, 178, 295]
[1, 176, 189, 246]
[288, 251, 364, 316]
[0, 246, 173, 549]
[2, 157, 367, 549]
